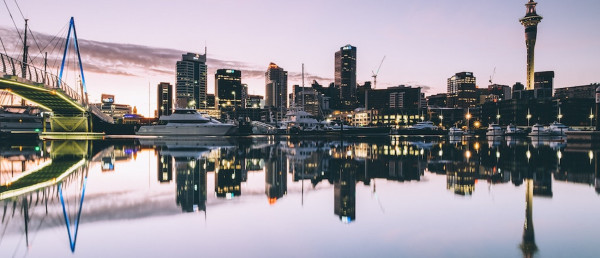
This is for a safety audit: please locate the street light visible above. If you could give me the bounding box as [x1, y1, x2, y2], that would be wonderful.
[590, 114, 595, 128]
[232, 91, 236, 120]
[526, 113, 532, 127]
[496, 114, 501, 124]
[439, 115, 444, 128]
[465, 113, 472, 130]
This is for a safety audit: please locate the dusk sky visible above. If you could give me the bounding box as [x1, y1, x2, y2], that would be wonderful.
[1, 0, 599, 116]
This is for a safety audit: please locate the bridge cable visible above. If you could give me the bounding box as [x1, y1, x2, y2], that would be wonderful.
[47, 23, 70, 73]
[31, 23, 69, 67]
[0, 35, 8, 56]
[2, 0, 25, 54]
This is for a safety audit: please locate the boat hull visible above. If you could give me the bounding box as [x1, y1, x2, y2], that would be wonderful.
[136, 124, 237, 136]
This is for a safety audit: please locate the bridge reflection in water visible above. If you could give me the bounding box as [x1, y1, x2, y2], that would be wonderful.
[0, 137, 598, 256]
[1, 140, 96, 254]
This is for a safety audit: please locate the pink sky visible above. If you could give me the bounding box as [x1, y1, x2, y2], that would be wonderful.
[1, 0, 599, 116]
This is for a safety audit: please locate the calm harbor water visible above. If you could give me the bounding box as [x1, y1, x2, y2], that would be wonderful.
[0, 136, 599, 257]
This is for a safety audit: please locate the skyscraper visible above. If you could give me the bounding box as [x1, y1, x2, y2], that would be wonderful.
[215, 69, 242, 110]
[265, 63, 288, 111]
[176, 51, 207, 109]
[520, 0, 543, 90]
[157, 82, 173, 117]
[534, 71, 554, 99]
[335, 45, 357, 103]
[447, 72, 477, 108]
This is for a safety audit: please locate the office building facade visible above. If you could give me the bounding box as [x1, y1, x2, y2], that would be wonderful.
[176, 52, 207, 109]
[215, 69, 242, 110]
[265, 63, 288, 111]
[335, 45, 357, 104]
[447, 72, 477, 108]
[157, 82, 173, 117]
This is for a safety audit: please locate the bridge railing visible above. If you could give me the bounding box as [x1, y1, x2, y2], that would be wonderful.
[0, 53, 84, 106]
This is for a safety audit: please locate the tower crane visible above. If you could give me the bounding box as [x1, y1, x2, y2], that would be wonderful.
[489, 67, 496, 85]
[371, 56, 386, 89]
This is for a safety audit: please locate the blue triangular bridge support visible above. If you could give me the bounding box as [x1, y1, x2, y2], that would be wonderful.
[58, 176, 88, 253]
[58, 17, 87, 99]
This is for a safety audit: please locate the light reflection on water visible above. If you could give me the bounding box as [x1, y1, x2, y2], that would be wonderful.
[0, 136, 599, 257]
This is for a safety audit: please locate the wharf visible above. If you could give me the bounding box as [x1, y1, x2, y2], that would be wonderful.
[40, 132, 105, 140]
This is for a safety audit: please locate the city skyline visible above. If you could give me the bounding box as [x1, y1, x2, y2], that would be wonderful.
[1, 0, 599, 116]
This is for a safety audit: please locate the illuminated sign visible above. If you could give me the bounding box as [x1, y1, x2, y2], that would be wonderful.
[101, 94, 115, 103]
[226, 70, 235, 74]
[342, 45, 353, 50]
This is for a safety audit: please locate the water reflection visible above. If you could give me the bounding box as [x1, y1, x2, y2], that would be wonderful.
[0, 136, 599, 257]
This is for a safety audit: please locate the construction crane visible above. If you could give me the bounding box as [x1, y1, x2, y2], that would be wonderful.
[371, 56, 386, 89]
[489, 67, 496, 85]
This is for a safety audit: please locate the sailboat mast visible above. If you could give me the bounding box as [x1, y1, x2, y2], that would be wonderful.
[302, 63, 305, 110]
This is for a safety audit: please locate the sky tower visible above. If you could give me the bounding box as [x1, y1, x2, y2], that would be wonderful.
[520, 0, 543, 90]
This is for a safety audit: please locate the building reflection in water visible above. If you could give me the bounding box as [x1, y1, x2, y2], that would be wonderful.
[175, 154, 207, 213]
[3, 137, 600, 255]
[520, 179, 537, 257]
[158, 152, 173, 183]
[215, 148, 243, 199]
[265, 144, 287, 204]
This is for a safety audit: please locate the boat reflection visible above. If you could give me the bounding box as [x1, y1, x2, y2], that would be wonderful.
[0, 137, 598, 255]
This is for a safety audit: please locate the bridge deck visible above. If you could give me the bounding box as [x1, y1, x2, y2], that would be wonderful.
[1, 77, 86, 114]
[0, 157, 85, 200]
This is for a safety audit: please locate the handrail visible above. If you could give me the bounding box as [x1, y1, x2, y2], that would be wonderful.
[0, 53, 83, 105]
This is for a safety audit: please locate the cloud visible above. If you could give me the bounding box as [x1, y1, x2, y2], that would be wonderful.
[0, 26, 333, 83]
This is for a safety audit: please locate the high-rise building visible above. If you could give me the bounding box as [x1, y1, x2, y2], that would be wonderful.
[520, 0, 543, 90]
[533, 71, 554, 99]
[157, 82, 173, 117]
[265, 63, 288, 111]
[447, 72, 477, 108]
[215, 69, 242, 110]
[335, 45, 357, 103]
[176, 52, 207, 109]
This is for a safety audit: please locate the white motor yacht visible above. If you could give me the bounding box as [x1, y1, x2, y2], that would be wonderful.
[448, 126, 465, 136]
[505, 124, 525, 136]
[547, 121, 570, 136]
[486, 124, 504, 136]
[280, 107, 321, 132]
[528, 123, 551, 137]
[136, 109, 237, 136]
[408, 121, 438, 130]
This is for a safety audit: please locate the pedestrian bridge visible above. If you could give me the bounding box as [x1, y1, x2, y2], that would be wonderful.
[0, 52, 114, 132]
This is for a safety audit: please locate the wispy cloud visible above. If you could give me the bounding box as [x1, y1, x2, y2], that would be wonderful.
[0, 26, 332, 82]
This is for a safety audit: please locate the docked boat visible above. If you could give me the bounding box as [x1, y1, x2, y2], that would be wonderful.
[280, 107, 323, 132]
[408, 121, 438, 130]
[547, 121, 571, 136]
[529, 123, 549, 137]
[486, 124, 504, 137]
[136, 109, 237, 136]
[0, 106, 43, 139]
[505, 124, 525, 136]
[448, 126, 466, 136]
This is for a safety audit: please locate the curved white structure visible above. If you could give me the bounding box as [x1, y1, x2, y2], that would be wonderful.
[136, 109, 236, 136]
